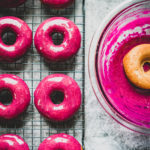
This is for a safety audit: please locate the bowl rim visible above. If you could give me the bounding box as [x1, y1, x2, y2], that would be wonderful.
[88, 0, 150, 134]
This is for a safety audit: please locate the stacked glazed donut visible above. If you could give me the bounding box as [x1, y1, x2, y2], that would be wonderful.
[0, 0, 83, 150]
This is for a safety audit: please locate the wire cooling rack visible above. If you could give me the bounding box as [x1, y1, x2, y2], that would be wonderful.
[0, 0, 85, 149]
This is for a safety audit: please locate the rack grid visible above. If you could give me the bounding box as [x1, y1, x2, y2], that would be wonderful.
[0, 0, 85, 149]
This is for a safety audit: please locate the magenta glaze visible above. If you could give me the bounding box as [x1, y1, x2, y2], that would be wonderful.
[0, 74, 30, 119]
[0, 0, 26, 8]
[34, 74, 81, 122]
[0, 16, 32, 62]
[41, 0, 74, 9]
[98, 13, 150, 128]
[0, 134, 29, 150]
[34, 17, 81, 62]
[38, 133, 82, 150]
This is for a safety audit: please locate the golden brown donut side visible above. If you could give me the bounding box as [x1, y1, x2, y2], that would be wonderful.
[123, 44, 150, 89]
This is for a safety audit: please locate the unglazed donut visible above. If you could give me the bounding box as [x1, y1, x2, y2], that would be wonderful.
[0, 0, 26, 8]
[34, 17, 81, 62]
[0, 74, 30, 119]
[38, 133, 83, 150]
[0, 16, 32, 62]
[41, 0, 74, 9]
[0, 134, 29, 149]
[123, 44, 150, 89]
[34, 74, 81, 122]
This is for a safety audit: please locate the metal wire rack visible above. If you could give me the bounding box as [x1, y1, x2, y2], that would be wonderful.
[0, 0, 85, 149]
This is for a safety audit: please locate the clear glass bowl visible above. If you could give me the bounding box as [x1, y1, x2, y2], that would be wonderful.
[89, 0, 150, 134]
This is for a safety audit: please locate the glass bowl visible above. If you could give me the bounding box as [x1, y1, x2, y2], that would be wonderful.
[89, 0, 150, 134]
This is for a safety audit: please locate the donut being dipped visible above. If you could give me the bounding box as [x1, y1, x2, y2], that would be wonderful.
[0, 0, 26, 8]
[38, 133, 83, 150]
[0, 16, 32, 62]
[34, 74, 81, 122]
[0, 134, 29, 150]
[41, 0, 74, 9]
[123, 44, 150, 89]
[34, 17, 81, 62]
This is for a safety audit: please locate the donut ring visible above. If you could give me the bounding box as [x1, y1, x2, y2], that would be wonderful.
[34, 17, 81, 62]
[34, 74, 81, 122]
[0, 74, 30, 119]
[38, 133, 83, 150]
[41, 0, 74, 9]
[123, 44, 150, 89]
[0, 0, 26, 8]
[0, 16, 32, 62]
[0, 134, 29, 149]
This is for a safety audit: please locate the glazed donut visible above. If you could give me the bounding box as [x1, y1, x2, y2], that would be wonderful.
[41, 0, 74, 9]
[0, 16, 32, 62]
[0, 0, 26, 8]
[38, 133, 83, 150]
[34, 17, 81, 62]
[0, 74, 30, 119]
[34, 74, 81, 122]
[0, 134, 29, 149]
[123, 44, 150, 89]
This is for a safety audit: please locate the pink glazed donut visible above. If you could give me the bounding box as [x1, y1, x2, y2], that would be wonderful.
[0, 134, 29, 150]
[0, 16, 32, 62]
[34, 74, 81, 122]
[0, 74, 30, 119]
[41, 0, 74, 9]
[34, 17, 81, 62]
[38, 133, 83, 150]
[0, 0, 26, 8]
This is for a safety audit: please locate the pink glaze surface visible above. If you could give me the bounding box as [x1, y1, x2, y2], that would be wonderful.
[0, 16, 32, 62]
[0, 0, 26, 8]
[38, 133, 82, 150]
[40, 0, 74, 9]
[34, 17, 81, 62]
[0, 134, 29, 149]
[34, 74, 81, 122]
[0, 74, 30, 119]
[97, 10, 150, 127]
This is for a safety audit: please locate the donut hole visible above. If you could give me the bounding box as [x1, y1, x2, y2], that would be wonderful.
[50, 90, 64, 104]
[0, 89, 13, 106]
[143, 62, 150, 72]
[2, 29, 17, 45]
[51, 32, 64, 45]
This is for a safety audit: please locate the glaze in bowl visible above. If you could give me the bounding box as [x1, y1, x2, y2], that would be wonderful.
[89, 0, 150, 134]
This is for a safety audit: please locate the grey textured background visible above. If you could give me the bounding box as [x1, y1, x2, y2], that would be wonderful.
[85, 0, 150, 150]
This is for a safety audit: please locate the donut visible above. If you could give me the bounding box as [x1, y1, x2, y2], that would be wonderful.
[34, 74, 81, 122]
[38, 133, 83, 150]
[0, 134, 29, 149]
[0, 74, 30, 119]
[0, 0, 26, 8]
[123, 44, 150, 89]
[0, 16, 32, 62]
[34, 17, 81, 62]
[41, 0, 74, 9]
